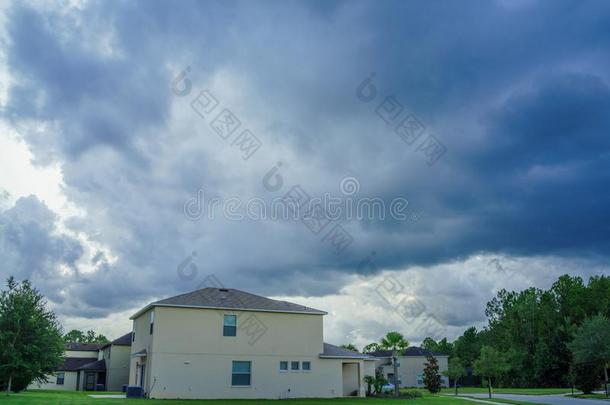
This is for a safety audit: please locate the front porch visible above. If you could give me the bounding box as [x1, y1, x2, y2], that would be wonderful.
[77, 359, 107, 391]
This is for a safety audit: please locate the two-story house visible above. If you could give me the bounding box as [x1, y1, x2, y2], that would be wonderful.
[28, 334, 132, 392]
[129, 287, 376, 399]
[370, 347, 449, 388]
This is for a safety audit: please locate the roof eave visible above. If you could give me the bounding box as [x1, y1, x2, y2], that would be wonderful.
[130, 303, 327, 320]
[319, 355, 373, 360]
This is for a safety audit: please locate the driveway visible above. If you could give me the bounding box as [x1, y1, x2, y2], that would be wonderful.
[464, 393, 609, 405]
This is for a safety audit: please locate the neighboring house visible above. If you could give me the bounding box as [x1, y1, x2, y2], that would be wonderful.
[129, 287, 377, 399]
[28, 343, 102, 391]
[370, 347, 449, 388]
[28, 334, 132, 392]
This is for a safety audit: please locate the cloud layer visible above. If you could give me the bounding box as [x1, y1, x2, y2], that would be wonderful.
[1, 0, 609, 342]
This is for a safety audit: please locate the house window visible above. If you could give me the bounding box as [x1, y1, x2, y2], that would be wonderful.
[302, 361, 311, 372]
[56, 372, 65, 385]
[291, 361, 300, 371]
[223, 315, 237, 336]
[279, 361, 288, 372]
[149, 311, 155, 334]
[232, 361, 251, 386]
[417, 373, 423, 385]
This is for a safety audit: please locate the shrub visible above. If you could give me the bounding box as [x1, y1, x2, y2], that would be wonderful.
[574, 363, 602, 394]
[401, 389, 423, 399]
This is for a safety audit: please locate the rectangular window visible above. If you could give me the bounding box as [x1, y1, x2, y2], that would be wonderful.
[223, 315, 237, 336]
[291, 361, 300, 371]
[302, 361, 311, 371]
[232, 361, 251, 386]
[149, 311, 155, 335]
[279, 361, 288, 372]
[56, 372, 65, 385]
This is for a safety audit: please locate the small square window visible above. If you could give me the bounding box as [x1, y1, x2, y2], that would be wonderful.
[279, 361, 288, 372]
[224, 315, 237, 337]
[56, 372, 65, 385]
[302, 361, 311, 371]
[291, 361, 300, 371]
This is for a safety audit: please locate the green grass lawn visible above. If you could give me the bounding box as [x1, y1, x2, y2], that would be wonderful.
[0, 389, 476, 405]
[567, 393, 610, 401]
[440, 387, 573, 396]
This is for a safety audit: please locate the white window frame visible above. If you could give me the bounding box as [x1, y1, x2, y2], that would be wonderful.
[302, 361, 311, 372]
[290, 361, 300, 372]
[231, 360, 252, 387]
[279, 361, 288, 373]
[223, 314, 237, 337]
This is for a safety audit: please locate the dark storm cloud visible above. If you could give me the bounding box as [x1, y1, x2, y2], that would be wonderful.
[0, 196, 83, 302]
[1, 0, 609, 322]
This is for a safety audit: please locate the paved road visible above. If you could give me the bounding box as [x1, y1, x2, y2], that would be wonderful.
[464, 393, 609, 405]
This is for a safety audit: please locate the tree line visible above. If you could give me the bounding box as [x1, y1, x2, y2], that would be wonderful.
[350, 274, 610, 395]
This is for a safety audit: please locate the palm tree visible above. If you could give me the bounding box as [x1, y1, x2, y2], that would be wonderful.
[341, 343, 358, 352]
[380, 332, 409, 397]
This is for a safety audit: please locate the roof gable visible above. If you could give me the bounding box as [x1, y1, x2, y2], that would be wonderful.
[131, 288, 326, 319]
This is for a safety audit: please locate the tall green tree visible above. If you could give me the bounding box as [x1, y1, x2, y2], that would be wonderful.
[569, 314, 610, 394]
[444, 356, 466, 395]
[380, 331, 409, 397]
[423, 337, 454, 356]
[474, 346, 509, 399]
[340, 343, 358, 352]
[423, 354, 442, 393]
[454, 327, 482, 367]
[362, 342, 381, 353]
[0, 277, 64, 394]
[63, 329, 109, 344]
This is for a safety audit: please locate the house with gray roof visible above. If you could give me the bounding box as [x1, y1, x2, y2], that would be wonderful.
[369, 346, 449, 388]
[28, 333, 132, 392]
[129, 287, 377, 399]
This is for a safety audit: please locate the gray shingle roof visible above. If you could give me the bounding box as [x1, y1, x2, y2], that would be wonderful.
[132, 288, 326, 319]
[78, 359, 106, 371]
[320, 343, 375, 359]
[58, 357, 99, 371]
[102, 332, 133, 349]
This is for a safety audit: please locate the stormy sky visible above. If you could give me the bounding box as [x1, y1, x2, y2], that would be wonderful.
[0, 0, 609, 348]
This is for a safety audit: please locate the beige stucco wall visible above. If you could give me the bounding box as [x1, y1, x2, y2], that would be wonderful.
[363, 359, 376, 378]
[341, 363, 359, 396]
[65, 349, 99, 358]
[28, 371, 78, 391]
[130, 305, 364, 399]
[107, 345, 131, 391]
[129, 307, 154, 390]
[379, 355, 449, 388]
